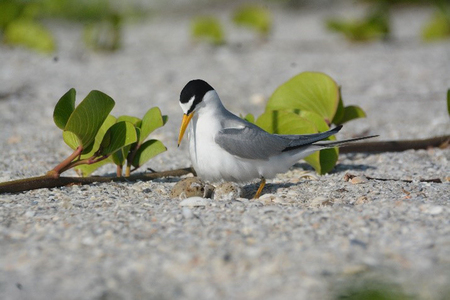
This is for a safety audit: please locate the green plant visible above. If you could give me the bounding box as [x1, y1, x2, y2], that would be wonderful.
[48, 88, 167, 178]
[447, 88, 450, 117]
[232, 4, 272, 38]
[246, 72, 367, 174]
[190, 5, 273, 45]
[422, 2, 450, 41]
[83, 14, 122, 51]
[326, 3, 390, 42]
[0, 0, 145, 53]
[191, 16, 225, 45]
[0, 0, 55, 53]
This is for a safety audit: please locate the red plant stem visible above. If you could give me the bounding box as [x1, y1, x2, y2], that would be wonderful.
[47, 146, 83, 178]
[59, 155, 109, 174]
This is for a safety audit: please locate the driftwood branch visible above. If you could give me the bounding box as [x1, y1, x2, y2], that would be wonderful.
[340, 135, 450, 153]
[0, 168, 194, 194]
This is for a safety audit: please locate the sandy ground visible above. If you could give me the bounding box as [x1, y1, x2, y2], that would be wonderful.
[1, 3, 450, 300]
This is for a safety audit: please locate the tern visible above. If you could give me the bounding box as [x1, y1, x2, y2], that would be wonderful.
[178, 79, 376, 198]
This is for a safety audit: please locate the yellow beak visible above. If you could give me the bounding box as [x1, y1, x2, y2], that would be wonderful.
[178, 113, 194, 146]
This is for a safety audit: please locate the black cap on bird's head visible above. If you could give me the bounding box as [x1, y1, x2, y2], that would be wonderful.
[178, 79, 214, 146]
[179, 79, 214, 115]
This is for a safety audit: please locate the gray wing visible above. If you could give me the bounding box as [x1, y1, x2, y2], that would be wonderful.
[215, 125, 289, 160]
[215, 118, 343, 160]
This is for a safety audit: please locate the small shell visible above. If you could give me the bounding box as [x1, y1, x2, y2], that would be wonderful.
[179, 197, 210, 207]
[350, 176, 368, 184]
[309, 196, 332, 207]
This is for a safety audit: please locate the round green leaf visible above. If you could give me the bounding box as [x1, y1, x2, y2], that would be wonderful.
[255, 110, 317, 135]
[62, 131, 81, 151]
[340, 105, 366, 124]
[139, 107, 166, 144]
[131, 140, 167, 168]
[100, 121, 137, 155]
[112, 144, 131, 167]
[54, 88, 76, 130]
[79, 114, 117, 159]
[267, 72, 340, 124]
[117, 115, 141, 127]
[332, 94, 345, 125]
[297, 110, 331, 133]
[64, 90, 115, 152]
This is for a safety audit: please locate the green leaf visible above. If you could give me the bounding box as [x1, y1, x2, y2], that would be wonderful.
[232, 5, 272, 36]
[422, 11, 450, 42]
[296, 111, 339, 174]
[267, 72, 340, 124]
[447, 89, 450, 117]
[256, 110, 317, 135]
[74, 157, 113, 177]
[243, 113, 255, 124]
[304, 148, 339, 175]
[62, 131, 81, 151]
[332, 91, 345, 125]
[100, 121, 137, 155]
[54, 88, 76, 130]
[341, 105, 367, 124]
[63, 90, 115, 153]
[4, 19, 56, 53]
[117, 115, 141, 127]
[191, 16, 225, 45]
[162, 115, 169, 125]
[297, 110, 330, 132]
[325, 3, 390, 42]
[79, 114, 117, 159]
[112, 144, 131, 167]
[0, 2, 22, 30]
[139, 107, 166, 144]
[131, 140, 167, 168]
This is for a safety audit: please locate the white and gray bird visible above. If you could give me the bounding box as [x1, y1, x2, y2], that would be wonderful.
[178, 79, 376, 198]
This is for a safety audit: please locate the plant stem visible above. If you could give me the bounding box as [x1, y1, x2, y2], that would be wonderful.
[47, 146, 83, 178]
[125, 144, 140, 177]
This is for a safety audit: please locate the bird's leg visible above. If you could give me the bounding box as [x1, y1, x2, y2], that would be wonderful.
[253, 177, 266, 199]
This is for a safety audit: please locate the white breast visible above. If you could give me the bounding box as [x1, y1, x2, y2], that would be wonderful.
[188, 113, 302, 183]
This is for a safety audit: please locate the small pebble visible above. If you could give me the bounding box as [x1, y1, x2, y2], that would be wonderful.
[258, 193, 277, 205]
[309, 196, 332, 207]
[354, 196, 369, 205]
[420, 205, 444, 215]
[24, 210, 36, 218]
[182, 207, 194, 219]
